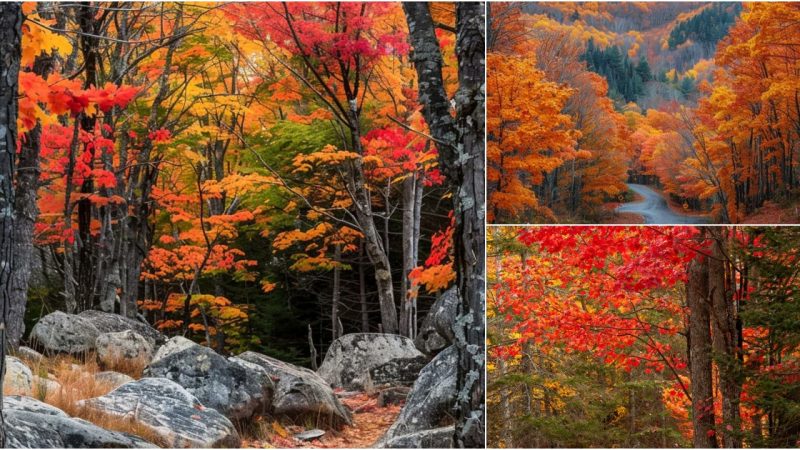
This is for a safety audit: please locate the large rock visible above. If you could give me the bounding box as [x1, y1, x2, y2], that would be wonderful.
[4, 356, 33, 396]
[4, 395, 67, 417]
[379, 426, 455, 448]
[78, 310, 164, 347]
[32, 375, 63, 397]
[30, 311, 100, 354]
[80, 377, 240, 448]
[233, 351, 352, 427]
[376, 346, 457, 447]
[95, 371, 135, 389]
[414, 288, 458, 357]
[318, 333, 426, 390]
[4, 395, 154, 448]
[143, 343, 273, 420]
[17, 346, 44, 363]
[95, 330, 154, 370]
[150, 335, 196, 364]
[366, 357, 428, 391]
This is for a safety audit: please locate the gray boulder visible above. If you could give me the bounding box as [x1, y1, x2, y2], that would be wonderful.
[144, 344, 273, 419]
[30, 311, 100, 354]
[95, 330, 154, 370]
[80, 377, 240, 448]
[233, 351, 352, 427]
[78, 310, 164, 347]
[150, 335, 196, 364]
[4, 356, 33, 396]
[16, 346, 44, 363]
[379, 426, 455, 448]
[4, 395, 154, 448]
[318, 333, 425, 390]
[32, 375, 62, 397]
[414, 288, 458, 357]
[4, 395, 68, 417]
[376, 346, 457, 446]
[366, 356, 428, 391]
[95, 371, 135, 389]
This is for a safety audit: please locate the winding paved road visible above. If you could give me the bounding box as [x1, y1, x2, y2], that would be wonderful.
[616, 183, 709, 224]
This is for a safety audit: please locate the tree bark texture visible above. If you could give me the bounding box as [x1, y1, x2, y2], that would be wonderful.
[403, 2, 486, 447]
[0, 3, 22, 446]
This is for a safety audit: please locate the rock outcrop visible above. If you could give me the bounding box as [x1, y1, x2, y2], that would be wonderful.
[17, 346, 44, 363]
[80, 377, 240, 448]
[4, 356, 33, 396]
[233, 351, 352, 427]
[95, 330, 154, 370]
[150, 335, 196, 364]
[379, 426, 455, 448]
[78, 310, 164, 347]
[366, 357, 428, 391]
[95, 371, 135, 389]
[318, 333, 425, 391]
[376, 345, 458, 447]
[30, 311, 101, 354]
[4, 395, 154, 448]
[414, 287, 458, 357]
[144, 343, 273, 419]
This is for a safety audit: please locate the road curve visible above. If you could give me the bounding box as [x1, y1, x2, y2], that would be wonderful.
[616, 183, 710, 224]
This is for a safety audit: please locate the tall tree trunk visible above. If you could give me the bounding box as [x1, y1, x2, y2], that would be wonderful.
[708, 229, 742, 447]
[331, 244, 341, 341]
[0, 3, 22, 445]
[345, 116, 398, 335]
[687, 252, 718, 448]
[403, 3, 486, 447]
[400, 171, 422, 338]
[75, 2, 99, 312]
[359, 242, 369, 332]
[9, 41, 55, 347]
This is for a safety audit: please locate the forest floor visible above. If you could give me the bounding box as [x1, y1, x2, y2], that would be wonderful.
[242, 392, 402, 448]
[741, 199, 800, 224]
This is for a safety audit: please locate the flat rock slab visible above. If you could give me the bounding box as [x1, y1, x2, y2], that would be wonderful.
[4, 395, 68, 417]
[4, 396, 154, 448]
[294, 429, 326, 441]
[79, 377, 241, 448]
[379, 426, 455, 448]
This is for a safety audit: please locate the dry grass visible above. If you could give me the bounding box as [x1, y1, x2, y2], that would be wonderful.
[98, 352, 149, 379]
[17, 352, 164, 446]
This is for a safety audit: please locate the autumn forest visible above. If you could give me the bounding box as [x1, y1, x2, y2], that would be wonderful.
[488, 2, 800, 224]
[489, 226, 800, 448]
[3, 1, 800, 449]
[0, 2, 484, 448]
